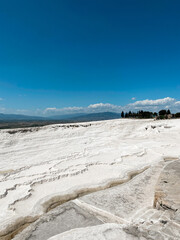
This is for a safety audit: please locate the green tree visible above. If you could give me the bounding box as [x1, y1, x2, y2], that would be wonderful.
[159, 110, 167, 116]
[175, 112, 180, 118]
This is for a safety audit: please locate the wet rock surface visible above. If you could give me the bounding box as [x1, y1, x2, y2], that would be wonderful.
[14, 202, 103, 240]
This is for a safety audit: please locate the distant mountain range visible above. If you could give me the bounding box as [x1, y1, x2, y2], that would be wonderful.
[0, 113, 45, 121]
[47, 113, 86, 120]
[0, 112, 121, 122]
[66, 112, 121, 122]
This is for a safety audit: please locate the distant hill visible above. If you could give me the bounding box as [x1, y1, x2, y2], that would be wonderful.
[67, 112, 121, 122]
[0, 112, 121, 122]
[0, 113, 45, 121]
[0, 112, 121, 129]
[47, 113, 86, 120]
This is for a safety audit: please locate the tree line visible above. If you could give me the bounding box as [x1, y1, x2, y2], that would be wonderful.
[120, 109, 180, 119]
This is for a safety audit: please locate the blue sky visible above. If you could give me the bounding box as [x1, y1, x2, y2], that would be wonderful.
[0, 0, 180, 115]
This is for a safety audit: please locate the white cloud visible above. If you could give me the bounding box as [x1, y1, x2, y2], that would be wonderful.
[44, 103, 122, 115]
[0, 98, 3, 101]
[129, 97, 175, 107]
[131, 97, 136, 100]
[44, 106, 84, 115]
[175, 101, 180, 105]
[86, 103, 122, 113]
[43, 97, 180, 115]
[126, 97, 180, 112]
[88, 103, 114, 108]
[45, 107, 57, 111]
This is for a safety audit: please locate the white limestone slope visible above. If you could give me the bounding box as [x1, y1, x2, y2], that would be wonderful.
[48, 223, 140, 240]
[0, 119, 180, 239]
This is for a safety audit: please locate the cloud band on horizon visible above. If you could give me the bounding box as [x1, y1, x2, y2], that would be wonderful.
[44, 97, 180, 116]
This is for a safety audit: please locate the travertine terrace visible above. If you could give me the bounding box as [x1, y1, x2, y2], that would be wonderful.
[0, 119, 180, 239]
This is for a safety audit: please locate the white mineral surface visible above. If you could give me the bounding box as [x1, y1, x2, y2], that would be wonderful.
[0, 119, 180, 240]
